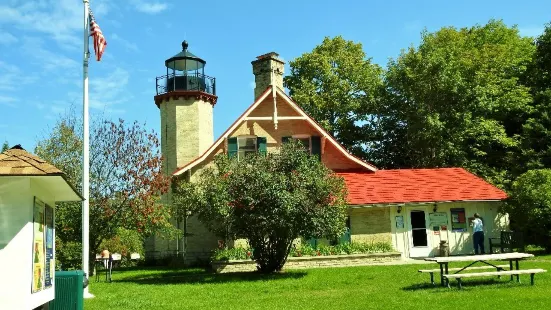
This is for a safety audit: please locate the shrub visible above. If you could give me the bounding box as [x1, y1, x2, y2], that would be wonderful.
[99, 228, 144, 267]
[56, 238, 82, 270]
[212, 241, 394, 261]
[176, 141, 349, 273]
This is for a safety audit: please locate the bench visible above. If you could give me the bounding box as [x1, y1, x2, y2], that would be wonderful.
[489, 231, 525, 253]
[443, 268, 547, 289]
[418, 265, 509, 285]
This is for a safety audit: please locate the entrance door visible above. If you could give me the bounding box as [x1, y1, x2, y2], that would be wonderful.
[409, 210, 431, 257]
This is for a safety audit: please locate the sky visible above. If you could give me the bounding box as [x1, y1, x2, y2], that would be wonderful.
[1, 0, 550, 152]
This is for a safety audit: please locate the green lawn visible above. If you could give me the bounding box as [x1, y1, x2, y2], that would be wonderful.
[85, 256, 551, 310]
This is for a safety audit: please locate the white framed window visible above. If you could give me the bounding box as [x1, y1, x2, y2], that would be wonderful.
[237, 136, 257, 159]
[291, 135, 311, 154]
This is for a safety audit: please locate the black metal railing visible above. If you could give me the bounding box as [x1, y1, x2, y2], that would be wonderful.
[156, 72, 216, 96]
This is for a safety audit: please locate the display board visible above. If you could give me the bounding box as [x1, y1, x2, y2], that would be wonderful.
[429, 212, 448, 234]
[395, 215, 404, 229]
[450, 208, 467, 232]
[31, 197, 54, 293]
[44, 204, 54, 288]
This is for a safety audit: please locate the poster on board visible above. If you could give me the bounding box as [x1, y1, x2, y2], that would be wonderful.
[450, 208, 467, 232]
[32, 197, 47, 293]
[44, 204, 54, 288]
[395, 215, 404, 229]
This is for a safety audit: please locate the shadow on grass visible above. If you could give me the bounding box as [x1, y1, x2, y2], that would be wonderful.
[402, 278, 511, 291]
[116, 269, 308, 285]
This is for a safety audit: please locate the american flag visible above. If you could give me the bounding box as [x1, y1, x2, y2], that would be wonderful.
[89, 8, 107, 61]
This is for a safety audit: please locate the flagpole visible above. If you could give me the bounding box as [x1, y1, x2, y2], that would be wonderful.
[82, 0, 93, 299]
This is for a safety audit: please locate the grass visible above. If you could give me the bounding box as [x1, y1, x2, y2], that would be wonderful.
[85, 255, 551, 310]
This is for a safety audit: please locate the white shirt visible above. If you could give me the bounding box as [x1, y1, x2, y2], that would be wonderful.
[473, 218, 483, 233]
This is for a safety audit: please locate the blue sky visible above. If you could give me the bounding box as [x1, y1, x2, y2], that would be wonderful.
[1, 0, 550, 152]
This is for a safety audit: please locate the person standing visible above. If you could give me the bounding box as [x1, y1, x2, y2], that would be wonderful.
[472, 213, 485, 254]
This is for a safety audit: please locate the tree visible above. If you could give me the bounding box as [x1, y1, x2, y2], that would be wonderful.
[35, 110, 172, 270]
[284, 36, 384, 158]
[175, 141, 348, 273]
[520, 23, 551, 173]
[503, 169, 551, 252]
[378, 20, 535, 188]
[1, 141, 9, 152]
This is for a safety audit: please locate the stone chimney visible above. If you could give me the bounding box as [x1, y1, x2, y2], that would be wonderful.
[251, 52, 285, 99]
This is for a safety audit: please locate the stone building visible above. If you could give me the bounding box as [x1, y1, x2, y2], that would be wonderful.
[146, 42, 508, 262]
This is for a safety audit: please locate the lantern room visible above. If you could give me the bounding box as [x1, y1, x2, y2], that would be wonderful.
[155, 41, 216, 96]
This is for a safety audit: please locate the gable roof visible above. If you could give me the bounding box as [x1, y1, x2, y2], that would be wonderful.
[0, 145, 83, 201]
[173, 85, 377, 176]
[0, 145, 63, 175]
[337, 168, 508, 205]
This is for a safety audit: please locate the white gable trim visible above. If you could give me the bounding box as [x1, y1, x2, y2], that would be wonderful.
[275, 87, 377, 172]
[173, 87, 273, 176]
[172, 86, 377, 176]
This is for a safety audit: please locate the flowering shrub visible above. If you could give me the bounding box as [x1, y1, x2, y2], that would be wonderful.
[212, 241, 393, 261]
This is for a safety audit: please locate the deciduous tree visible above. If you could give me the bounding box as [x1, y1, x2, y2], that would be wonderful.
[1, 141, 9, 152]
[379, 20, 534, 188]
[503, 169, 551, 252]
[284, 36, 383, 158]
[520, 23, 551, 173]
[35, 110, 172, 269]
[175, 142, 348, 273]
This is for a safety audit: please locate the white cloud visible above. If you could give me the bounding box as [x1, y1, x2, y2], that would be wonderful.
[0, 95, 17, 107]
[111, 33, 138, 52]
[20, 37, 79, 72]
[77, 67, 131, 113]
[0, 30, 18, 44]
[0, 0, 112, 49]
[518, 26, 544, 38]
[132, 1, 168, 14]
[0, 61, 38, 91]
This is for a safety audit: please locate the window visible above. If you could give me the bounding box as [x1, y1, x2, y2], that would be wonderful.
[227, 136, 267, 159]
[282, 135, 322, 159]
[238, 136, 257, 159]
[283, 136, 311, 153]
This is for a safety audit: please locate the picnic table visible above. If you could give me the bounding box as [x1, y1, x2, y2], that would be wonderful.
[422, 253, 544, 288]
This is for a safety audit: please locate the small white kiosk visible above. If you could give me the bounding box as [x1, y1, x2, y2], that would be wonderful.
[0, 145, 82, 310]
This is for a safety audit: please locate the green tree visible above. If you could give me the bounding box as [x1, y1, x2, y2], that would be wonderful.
[284, 36, 384, 158]
[1, 141, 9, 152]
[503, 169, 551, 252]
[175, 141, 348, 273]
[35, 110, 172, 270]
[378, 20, 534, 188]
[520, 23, 551, 173]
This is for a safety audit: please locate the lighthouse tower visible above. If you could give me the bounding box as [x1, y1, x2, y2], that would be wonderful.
[154, 41, 217, 178]
[149, 41, 217, 257]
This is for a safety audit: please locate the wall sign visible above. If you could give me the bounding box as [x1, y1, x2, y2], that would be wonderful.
[32, 198, 45, 293]
[450, 208, 467, 232]
[395, 215, 404, 229]
[44, 204, 54, 288]
[31, 198, 53, 293]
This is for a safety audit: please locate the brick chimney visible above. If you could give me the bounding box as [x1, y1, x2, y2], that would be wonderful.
[251, 52, 285, 100]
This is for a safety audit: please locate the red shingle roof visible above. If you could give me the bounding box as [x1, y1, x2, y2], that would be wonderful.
[337, 168, 508, 205]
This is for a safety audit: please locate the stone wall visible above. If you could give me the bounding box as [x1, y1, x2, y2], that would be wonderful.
[350, 207, 392, 244]
[211, 252, 402, 273]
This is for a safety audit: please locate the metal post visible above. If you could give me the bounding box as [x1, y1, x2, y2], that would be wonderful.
[82, 0, 93, 299]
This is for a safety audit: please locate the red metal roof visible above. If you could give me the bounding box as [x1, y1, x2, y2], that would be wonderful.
[337, 168, 508, 205]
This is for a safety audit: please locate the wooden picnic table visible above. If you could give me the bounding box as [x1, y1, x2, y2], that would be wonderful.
[424, 253, 534, 286]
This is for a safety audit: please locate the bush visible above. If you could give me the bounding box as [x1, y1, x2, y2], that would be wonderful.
[212, 241, 394, 261]
[504, 169, 551, 252]
[176, 141, 350, 273]
[212, 247, 253, 261]
[56, 238, 82, 270]
[99, 228, 144, 267]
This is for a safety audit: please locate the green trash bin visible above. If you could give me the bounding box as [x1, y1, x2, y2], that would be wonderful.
[48, 270, 85, 310]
